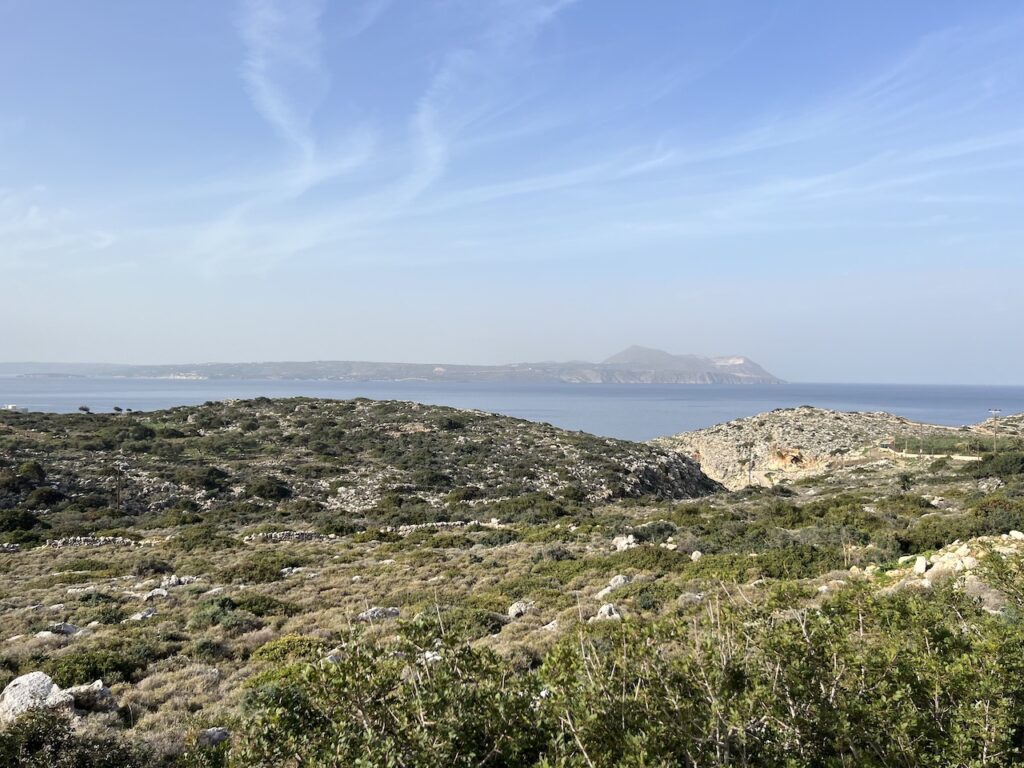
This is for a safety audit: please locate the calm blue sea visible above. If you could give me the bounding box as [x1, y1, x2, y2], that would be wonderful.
[1, 378, 1022, 441]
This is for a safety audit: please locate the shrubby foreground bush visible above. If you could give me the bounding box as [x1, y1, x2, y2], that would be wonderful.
[5, 574, 1024, 767]
[220, 580, 1024, 767]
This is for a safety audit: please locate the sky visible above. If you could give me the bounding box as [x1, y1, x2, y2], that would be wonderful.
[1, 0, 1023, 384]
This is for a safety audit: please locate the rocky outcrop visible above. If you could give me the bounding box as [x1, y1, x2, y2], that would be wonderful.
[653, 406, 969, 489]
[0, 672, 74, 724]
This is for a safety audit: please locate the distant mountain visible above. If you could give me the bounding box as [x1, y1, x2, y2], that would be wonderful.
[0, 348, 783, 385]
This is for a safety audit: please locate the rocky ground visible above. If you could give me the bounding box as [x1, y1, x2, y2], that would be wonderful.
[1, 399, 1023, 765]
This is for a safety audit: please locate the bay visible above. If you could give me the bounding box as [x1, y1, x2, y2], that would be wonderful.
[1, 377, 1022, 442]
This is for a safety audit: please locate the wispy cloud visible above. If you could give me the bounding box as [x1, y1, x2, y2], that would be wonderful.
[238, 0, 328, 164]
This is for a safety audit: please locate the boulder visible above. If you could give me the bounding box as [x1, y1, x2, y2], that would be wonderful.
[507, 600, 533, 619]
[690, 550, 703, 562]
[912, 556, 929, 576]
[197, 726, 230, 748]
[612, 534, 637, 552]
[0, 672, 74, 724]
[66, 680, 117, 713]
[589, 603, 622, 622]
[127, 608, 156, 622]
[596, 574, 631, 599]
[49, 622, 79, 636]
[144, 588, 168, 601]
[356, 606, 399, 622]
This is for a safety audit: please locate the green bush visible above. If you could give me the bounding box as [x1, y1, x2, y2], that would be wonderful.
[251, 635, 327, 663]
[43, 635, 171, 687]
[246, 477, 291, 502]
[220, 551, 305, 584]
[963, 452, 1024, 480]
[229, 581, 1024, 768]
[0, 709, 148, 768]
[0, 508, 42, 532]
[232, 594, 299, 617]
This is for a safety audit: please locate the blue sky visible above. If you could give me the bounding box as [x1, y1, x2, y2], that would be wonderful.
[2, 0, 1022, 383]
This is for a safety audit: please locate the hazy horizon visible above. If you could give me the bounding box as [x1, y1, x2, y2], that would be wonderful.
[3, 1, 1023, 385]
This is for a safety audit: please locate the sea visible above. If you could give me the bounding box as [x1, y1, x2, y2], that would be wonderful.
[2, 378, 1023, 442]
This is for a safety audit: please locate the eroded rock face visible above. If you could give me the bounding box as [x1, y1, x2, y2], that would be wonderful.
[0, 671, 74, 724]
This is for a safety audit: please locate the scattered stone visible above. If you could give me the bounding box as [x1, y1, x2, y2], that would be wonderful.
[244, 530, 334, 543]
[49, 622, 79, 636]
[0, 672, 74, 724]
[127, 608, 156, 622]
[541, 620, 559, 632]
[0, 543, 20, 553]
[356, 606, 400, 622]
[144, 588, 169, 601]
[977, 478, 1005, 494]
[44, 536, 142, 549]
[1010, 530, 1024, 541]
[160, 574, 200, 588]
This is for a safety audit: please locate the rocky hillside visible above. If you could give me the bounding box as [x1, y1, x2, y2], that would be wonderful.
[652, 406, 994, 489]
[0, 398, 719, 540]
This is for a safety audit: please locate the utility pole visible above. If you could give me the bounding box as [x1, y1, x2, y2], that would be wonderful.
[989, 409, 1001, 454]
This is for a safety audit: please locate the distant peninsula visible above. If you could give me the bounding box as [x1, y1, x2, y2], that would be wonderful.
[0, 346, 783, 385]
